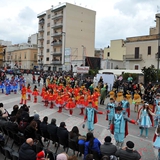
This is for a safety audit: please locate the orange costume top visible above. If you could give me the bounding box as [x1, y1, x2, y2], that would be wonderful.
[27, 86, 32, 93]
[66, 98, 76, 109]
[32, 89, 39, 96]
[21, 87, 27, 95]
[126, 93, 132, 104]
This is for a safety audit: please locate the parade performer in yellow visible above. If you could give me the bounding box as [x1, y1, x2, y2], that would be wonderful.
[20, 84, 27, 105]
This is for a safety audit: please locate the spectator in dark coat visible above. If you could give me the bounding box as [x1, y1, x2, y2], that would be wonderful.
[33, 114, 41, 135]
[19, 138, 36, 160]
[100, 136, 117, 157]
[69, 126, 80, 150]
[10, 105, 19, 117]
[47, 118, 58, 142]
[40, 116, 49, 140]
[115, 141, 141, 160]
[57, 122, 69, 147]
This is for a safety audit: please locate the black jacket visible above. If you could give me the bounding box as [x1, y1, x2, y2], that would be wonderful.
[24, 126, 36, 140]
[57, 127, 69, 146]
[47, 123, 58, 136]
[115, 148, 141, 160]
[19, 142, 36, 160]
[100, 142, 117, 156]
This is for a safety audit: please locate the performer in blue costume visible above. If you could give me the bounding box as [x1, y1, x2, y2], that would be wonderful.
[119, 95, 130, 117]
[154, 101, 160, 127]
[154, 93, 160, 106]
[106, 98, 117, 129]
[84, 101, 103, 132]
[153, 122, 160, 160]
[110, 106, 137, 148]
[137, 103, 155, 138]
[0, 81, 4, 93]
[4, 79, 10, 95]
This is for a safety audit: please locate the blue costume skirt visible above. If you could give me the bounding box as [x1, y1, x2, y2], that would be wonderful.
[140, 116, 152, 128]
[153, 136, 160, 149]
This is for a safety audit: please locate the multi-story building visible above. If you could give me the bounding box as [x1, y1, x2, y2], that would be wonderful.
[37, 2, 96, 71]
[28, 33, 38, 45]
[102, 39, 126, 69]
[124, 13, 160, 70]
[5, 44, 37, 69]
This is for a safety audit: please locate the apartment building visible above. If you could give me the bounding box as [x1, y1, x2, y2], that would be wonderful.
[0, 45, 6, 67]
[37, 2, 96, 71]
[124, 13, 160, 70]
[5, 44, 37, 69]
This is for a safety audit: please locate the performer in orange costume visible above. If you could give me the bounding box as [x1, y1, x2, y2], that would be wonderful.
[66, 97, 76, 115]
[27, 83, 32, 101]
[48, 88, 54, 109]
[43, 88, 49, 107]
[20, 84, 27, 105]
[32, 85, 39, 103]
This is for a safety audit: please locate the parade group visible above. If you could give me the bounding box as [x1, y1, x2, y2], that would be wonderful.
[0, 73, 160, 159]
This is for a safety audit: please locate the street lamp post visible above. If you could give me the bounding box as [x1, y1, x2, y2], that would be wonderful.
[62, 32, 66, 70]
[156, 15, 160, 83]
[81, 45, 85, 66]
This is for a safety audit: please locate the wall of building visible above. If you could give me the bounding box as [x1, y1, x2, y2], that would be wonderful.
[125, 40, 158, 69]
[65, 3, 96, 60]
[104, 39, 126, 60]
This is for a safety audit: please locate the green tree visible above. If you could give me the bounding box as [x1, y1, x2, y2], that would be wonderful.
[141, 65, 157, 84]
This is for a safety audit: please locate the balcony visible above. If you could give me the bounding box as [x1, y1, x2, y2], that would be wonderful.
[37, 60, 43, 64]
[38, 36, 44, 40]
[51, 60, 62, 65]
[123, 54, 142, 61]
[51, 42, 62, 46]
[37, 53, 43, 56]
[38, 45, 44, 48]
[51, 32, 62, 37]
[52, 13, 63, 20]
[51, 51, 62, 55]
[39, 20, 45, 25]
[51, 23, 63, 29]
[38, 28, 44, 32]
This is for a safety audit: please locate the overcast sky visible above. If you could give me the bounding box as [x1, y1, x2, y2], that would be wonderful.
[0, 0, 159, 48]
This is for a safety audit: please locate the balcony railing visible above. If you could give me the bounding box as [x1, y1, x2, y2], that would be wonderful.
[37, 53, 43, 56]
[38, 60, 43, 64]
[51, 51, 62, 55]
[51, 42, 62, 46]
[38, 36, 44, 40]
[51, 23, 63, 28]
[52, 13, 63, 19]
[51, 60, 62, 64]
[38, 28, 44, 32]
[51, 32, 62, 37]
[123, 54, 142, 61]
[38, 45, 44, 48]
[39, 20, 45, 24]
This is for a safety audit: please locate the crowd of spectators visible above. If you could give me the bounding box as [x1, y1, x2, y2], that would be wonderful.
[0, 102, 141, 160]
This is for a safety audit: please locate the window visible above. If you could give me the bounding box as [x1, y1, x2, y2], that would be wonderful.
[54, 48, 56, 52]
[148, 46, 151, 55]
[107, 52, 110, 57]
[46, 57, 49, 61]
[134, 65, 139, 70]
[24, 53, 26, 59]
[46, 49, 50, 52]
[48, 14, 50, 19]
[135, 47, 139, 58]
[47, 23, 50, 27]
[47, 31, 50, 36]
[47, 40, 50, 44]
